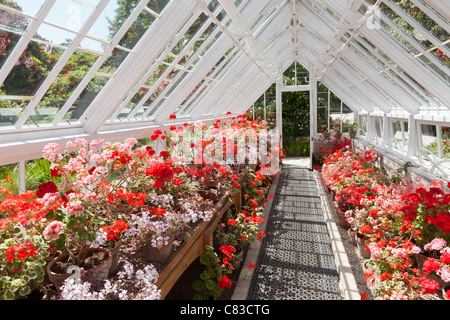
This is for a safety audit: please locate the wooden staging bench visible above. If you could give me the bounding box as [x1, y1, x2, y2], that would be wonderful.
[155, 181, 243, 299]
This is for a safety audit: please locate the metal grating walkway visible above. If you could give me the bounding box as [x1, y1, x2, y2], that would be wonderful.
[247, 167, 342, 300]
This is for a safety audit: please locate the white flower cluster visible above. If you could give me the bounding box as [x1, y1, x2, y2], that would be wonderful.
[59, 260, 161, 300]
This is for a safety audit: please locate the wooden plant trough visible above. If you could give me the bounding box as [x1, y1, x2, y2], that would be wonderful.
[155, 172, 245, 299]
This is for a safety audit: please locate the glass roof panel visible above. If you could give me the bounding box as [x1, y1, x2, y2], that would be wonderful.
[27, 49, 99, 126]
[116, 8, 155, 50]
[0, 8, 32, 69]
[44, 0, 101, 33]
[64, 74, 110, 123]
[1, 0, 45, 18]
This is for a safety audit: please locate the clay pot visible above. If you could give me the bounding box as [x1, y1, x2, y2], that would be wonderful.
[143, 231, 175, 262]
[108, 239, 122, 277]
[348, 131, 357, 139]
[355, 233, 371, 259]
[415, 253, 449, 289]
[336, 209, 351, 229]
[47, 247, 112, 292]
[334, 132, 342, 139]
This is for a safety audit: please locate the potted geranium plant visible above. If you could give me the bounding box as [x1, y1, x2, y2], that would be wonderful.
[44, 192, 113, 291]
[344, 119, 358, 138]
[0, 218, 50, 300]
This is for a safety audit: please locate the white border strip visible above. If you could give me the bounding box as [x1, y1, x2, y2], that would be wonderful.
[314, 170, 360, 300]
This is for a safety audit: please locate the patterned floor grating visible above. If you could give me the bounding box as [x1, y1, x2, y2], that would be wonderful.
[247, 167, 342, 300]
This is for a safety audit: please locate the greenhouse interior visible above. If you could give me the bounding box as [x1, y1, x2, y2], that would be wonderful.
[0, 0, 449, 302]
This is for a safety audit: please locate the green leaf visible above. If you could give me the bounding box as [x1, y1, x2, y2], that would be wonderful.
[34, 274, 44, 283]
[4, 290, 15, 300]
[67, 219, 76, 230]
[77, 232, 88, 239]
[192, 293, 204, 300]
[205, 279, 215, 291]
[200, 271, 209, 281]
[19, 285, 31, 297]
[192, 280, 204, 292]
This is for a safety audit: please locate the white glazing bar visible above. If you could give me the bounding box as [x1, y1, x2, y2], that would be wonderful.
[176, 46, 240, 116]
[379, 11, 450, 80]
[383, 0, 450, 58]
[140, 9, 225, 120]
[324, 0, 450, 108]
[109, 9, 204, 121]
[52, 0, 152, 125]
[15, 0, 112, 129]
[83, 0, 196, 133]
[18, 161, 26, 194]
[408, 0, 450, 34]
[421, 0, 450, 21]
[0, 0, 56, 86]
[354, 37, 442, 109]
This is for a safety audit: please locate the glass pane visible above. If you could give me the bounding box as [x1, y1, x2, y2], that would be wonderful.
[87, 0, 126, 42]
[296, 62, 309, 85]
[98, 47, 129, 74]
[0, 9, 32, 69]
[317, 107, 328, 133]
[283, 62, 295, 85]
[391, 0, 448, 43]
[392, 120, 403, 148]
[0, 96, 28, 126]
[359, 115, 367, 136]
[421, 124, 438, 156]
[2, 40, 64, 97]
[442, 126, 450, 159]
[2, 0, 45, 17]
[329, 93, 341, 131]
[29, 50, 99, 125]
[117, 9, 156, 50]
[317, 92, 328, 107]
[148, 0, 171, 14]
[44, 0, 101, 33]
[373, 118, 383, 139]
[172, 13, 209, 56]
[64, 75, 109, 122]
[341, 104, 354, 133]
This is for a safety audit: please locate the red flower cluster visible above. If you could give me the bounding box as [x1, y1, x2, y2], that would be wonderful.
[102, 219, 128, 241]
[5, 241, 38, 262]
[400, 185, 450, 235]
[107, 189, 148, 207]
[217, 275, 232, 289]
[145, 162, 175, 189]
[36, 181, 58, 198]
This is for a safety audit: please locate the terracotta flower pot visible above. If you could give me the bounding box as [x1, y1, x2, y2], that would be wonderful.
[348, 131, 357, 139]
[336, 209, 351, 229]
[414, 253, 449, 289]
[46, 247, 112, 292]
[108, 239, 122, 277]
[143, 231, 175, 262]
[355, 233, 371, 259]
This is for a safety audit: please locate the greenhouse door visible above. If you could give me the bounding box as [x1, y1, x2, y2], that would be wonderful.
[276, 80, 315, 170]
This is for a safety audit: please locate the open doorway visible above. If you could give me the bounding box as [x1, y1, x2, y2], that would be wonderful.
[281, 90, 310, 158]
